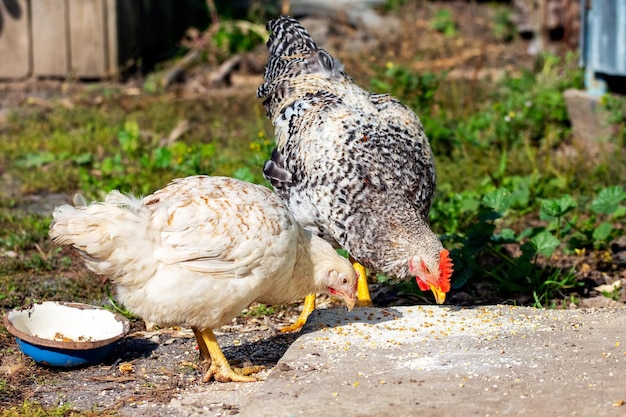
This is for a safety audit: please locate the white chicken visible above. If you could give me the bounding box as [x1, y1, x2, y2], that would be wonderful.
[49, 175, 357, 382]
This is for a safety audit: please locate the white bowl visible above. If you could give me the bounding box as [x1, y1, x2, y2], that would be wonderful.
[4, 301, 130, 367]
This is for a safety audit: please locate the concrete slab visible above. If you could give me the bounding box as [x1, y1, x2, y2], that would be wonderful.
[239, 306, 626, 417]
[564, 88, 614, 145]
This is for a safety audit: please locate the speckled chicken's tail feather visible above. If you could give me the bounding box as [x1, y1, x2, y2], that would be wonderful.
[266, 16, 318, 64]
[257, 16, 346, 119]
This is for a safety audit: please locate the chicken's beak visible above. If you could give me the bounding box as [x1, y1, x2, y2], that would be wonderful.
[342, 293, 356, 311]
[429, 284, 447, 305]
[329, 288, 356, 311]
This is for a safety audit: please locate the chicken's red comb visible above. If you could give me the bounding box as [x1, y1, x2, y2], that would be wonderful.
[438, 249, 453, 292]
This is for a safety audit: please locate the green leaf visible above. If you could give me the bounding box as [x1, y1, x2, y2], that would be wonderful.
[546, 176, 568, 191]
[540, 199, 560, 219]
[16, 151, 56, 168]
[118, 120, 140, 155]
[530, 230, 560, 258]
[590, 186, 626, 215]
[154, 147, 172, 169]
[482, 188, 512, 214]
[505, 175, 531, 208]
[613, 206, 626, 219]
[492, 228, 517, 242]
[556, 194, 577, 213]
[72, 152, 94, 165]
[233, 166, 255, 183]
[592, 222, 614, 244]
[479, 208, 502, 221]
[539, 195, 577, 220]
[459, 196, 480, 213]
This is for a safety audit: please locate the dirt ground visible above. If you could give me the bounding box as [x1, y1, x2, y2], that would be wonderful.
[0, 1, 624, 414]
[4, 315, 299, 414]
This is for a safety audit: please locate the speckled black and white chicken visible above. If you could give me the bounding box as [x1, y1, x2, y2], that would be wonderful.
[49, 175, 357, 382]
[257, 16, 453, 330]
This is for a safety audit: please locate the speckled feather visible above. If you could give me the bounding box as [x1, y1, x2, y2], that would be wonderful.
[258, 16, 444, 281]
[49, 176, 356, 330]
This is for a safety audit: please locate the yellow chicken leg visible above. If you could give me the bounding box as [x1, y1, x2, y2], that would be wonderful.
[280, 293, 316, 333]
[354, 261, 373, 307]
[281, 260, 371, 332]
[192, 327, 263, 383]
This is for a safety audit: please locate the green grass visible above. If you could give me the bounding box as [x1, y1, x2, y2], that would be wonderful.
[0, 91, 271, 197]
[0, 401, 117, 417]
[242, 303, 277, 317]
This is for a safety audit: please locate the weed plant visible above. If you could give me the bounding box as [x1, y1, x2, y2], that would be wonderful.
[372, 52, 624, 306]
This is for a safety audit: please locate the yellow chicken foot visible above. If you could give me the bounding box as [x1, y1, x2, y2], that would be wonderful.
[192, 327, 262, 383]
[353, 261, 373, 307]
[281, 261, 371, 332]
[280, 293, 316, 333]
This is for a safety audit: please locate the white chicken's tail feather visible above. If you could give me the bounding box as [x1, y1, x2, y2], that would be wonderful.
[257, 16, 346, 119]
[49, 191, 155, 281]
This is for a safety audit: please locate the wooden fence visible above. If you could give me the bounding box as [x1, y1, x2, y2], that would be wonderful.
[0, 0, 207, 80]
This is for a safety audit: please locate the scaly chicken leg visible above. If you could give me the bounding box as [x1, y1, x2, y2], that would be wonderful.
[280, 259, 372, 333]
[353, 262, 372, 307]
[192, 327, 263, 382]
[279, 293, 317, 333]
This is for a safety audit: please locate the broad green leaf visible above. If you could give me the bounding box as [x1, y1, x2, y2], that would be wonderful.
[592, 222, 614, 244]
[540, 199, 560, 219]
[16, 151, 56, 168]
[613, 206, 626, 219]
[492, 228, 517, 243]
[507, 175, 531, 208]
[479, 209, 502, 221]
[590, 186, 626, 215]
[540, 195, 577, 220]
[154, 147, 172, 169]
[556, 194, 577, 213]
[482, 188, 512, 214]
[530, 230, 560, 258]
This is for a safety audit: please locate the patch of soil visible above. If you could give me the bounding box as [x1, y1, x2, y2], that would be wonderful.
[1, 308, 304, 414]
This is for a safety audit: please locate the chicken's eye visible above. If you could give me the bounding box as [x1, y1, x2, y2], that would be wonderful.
[342, 278, 348, 284]
[420, 260, 430, 275]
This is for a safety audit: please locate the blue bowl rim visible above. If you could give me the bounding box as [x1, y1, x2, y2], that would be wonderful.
[3, 301, 130, 351]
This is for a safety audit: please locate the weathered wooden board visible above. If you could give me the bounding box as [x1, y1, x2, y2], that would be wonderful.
[32, 0, 69, 77]
[0, 0, 31, 79]
[0, 0, 206, 80]
[68, 0, 108, 78]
